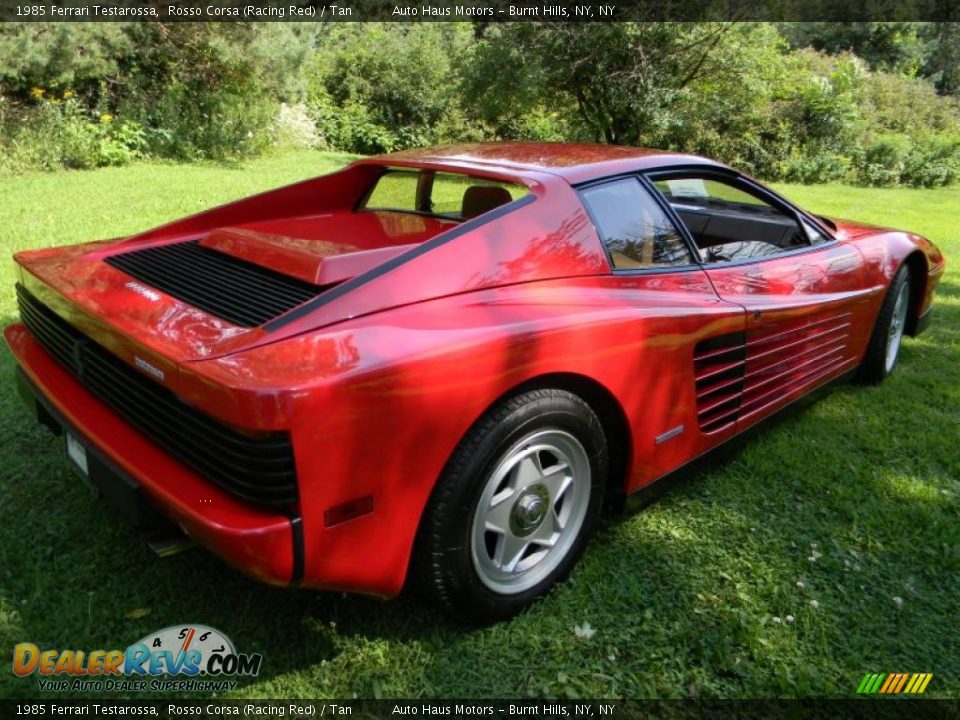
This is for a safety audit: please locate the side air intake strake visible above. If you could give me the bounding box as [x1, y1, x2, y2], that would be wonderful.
[694, 332, 747, 434]
[105, 240, 322, 327]
[694, 311, 853, 434]
[16, 284, 298, 506]
[738, 311, 852, 426]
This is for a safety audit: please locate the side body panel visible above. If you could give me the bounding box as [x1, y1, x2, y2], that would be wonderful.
[704, 242, 881, 432]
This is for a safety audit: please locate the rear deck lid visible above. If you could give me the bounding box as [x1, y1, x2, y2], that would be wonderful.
[14, 221, 423, 367]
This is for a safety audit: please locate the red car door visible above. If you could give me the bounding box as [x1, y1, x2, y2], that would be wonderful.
[578, 176, 748, 484]
[650, 173, 878, 434]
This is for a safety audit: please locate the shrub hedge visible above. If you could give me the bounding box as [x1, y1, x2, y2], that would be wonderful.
[1, 22, 958, 187]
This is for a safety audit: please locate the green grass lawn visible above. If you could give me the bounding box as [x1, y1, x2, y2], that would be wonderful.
[0, 151, 957, 699]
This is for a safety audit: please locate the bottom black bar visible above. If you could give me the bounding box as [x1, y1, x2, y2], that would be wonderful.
[0, 699, 954, 720]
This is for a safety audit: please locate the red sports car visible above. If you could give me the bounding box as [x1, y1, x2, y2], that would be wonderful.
[6, 143, 944, 622]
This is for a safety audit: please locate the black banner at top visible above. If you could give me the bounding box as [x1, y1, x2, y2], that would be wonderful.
[0, 0, 958, 22]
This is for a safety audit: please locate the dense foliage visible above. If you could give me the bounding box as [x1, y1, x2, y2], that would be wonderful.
[1, 22, 958, 186]
[0, 23, 319, 168]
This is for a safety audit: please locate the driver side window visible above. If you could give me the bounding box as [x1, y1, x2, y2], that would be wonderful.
[652, 176, 821, 264]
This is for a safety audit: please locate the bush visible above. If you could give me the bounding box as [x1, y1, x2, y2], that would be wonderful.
[853, 133, 960, 188]
[773, 51, 866, 156]
[308, 89, 401, 154]
[306, 24, 474, 152]
[495, 106, 573, 143]
[271, 103, 323, 150]
[0, 24, 132, 101]
[126, 77, 274, 162]
[859, 134, 909, 185]
[1, 22, 958, 189]
[0, 93, 146, 174]
[776, 150, 853, 184]
[113, 25, 293, 161]
[862, 71, 960, 134]
[0, 24, 318, 169]
[656, 24, 792, 176]
[900, 134, 960, 187]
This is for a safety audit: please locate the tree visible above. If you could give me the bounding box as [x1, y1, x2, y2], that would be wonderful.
[778, 22, 930, 75]
[309, 24, 470, 132]
[924, 23, 960, 95]
[0, 23, 133, 100]
[464, 23, 745, 145]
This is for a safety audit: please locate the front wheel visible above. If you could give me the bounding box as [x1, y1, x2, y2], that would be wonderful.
[413, 389, 608, 624]
[857, 264, 911, 384]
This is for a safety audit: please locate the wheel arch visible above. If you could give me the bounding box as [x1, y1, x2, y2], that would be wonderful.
[903, 250, 929, 336]
[479, 372, 633, 508]
[405, 369, 634, 604]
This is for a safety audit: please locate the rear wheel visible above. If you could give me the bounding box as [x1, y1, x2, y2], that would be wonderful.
[413, 389, 607, 624]
[857, 264, 911, 384]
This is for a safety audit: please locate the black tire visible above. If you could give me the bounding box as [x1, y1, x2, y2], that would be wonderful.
[856, 264, 911, 385]
[412, 388, 608, 624]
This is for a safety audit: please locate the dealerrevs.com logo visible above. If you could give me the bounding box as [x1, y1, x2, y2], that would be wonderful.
[13, 624, 262, 692]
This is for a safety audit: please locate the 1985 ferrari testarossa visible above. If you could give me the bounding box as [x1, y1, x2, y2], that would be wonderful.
[6, 143, 944, 622]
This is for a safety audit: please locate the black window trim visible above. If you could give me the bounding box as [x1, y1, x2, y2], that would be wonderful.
[643, 166, 840, 270]
[575, 173, 704, 276]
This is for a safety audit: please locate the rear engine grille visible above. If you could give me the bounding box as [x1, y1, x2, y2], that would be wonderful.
[105, 240, 321, 327]
[694, 312, 853, 434]
[16, 284, 297, 506]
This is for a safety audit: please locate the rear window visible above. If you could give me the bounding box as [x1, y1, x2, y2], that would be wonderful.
[362, 168, 528, 220]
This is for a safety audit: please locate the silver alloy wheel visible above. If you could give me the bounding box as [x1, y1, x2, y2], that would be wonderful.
[885, 282, 910, 373]
[470, 428, 591, 594]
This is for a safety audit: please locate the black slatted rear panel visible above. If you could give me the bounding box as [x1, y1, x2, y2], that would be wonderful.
[16, 284, 298, 506]
[105, 240, 321, 327]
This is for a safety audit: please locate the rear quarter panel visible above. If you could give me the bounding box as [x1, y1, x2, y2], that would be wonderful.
[192, 273, 743, 596]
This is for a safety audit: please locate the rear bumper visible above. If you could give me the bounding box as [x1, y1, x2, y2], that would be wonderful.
[4, 322, 297, 586]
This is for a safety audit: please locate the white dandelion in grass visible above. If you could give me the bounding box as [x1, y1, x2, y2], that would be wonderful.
[574, 622, 596, 640]
[810, 599, 820, 610]
[893, 596, 904, 610]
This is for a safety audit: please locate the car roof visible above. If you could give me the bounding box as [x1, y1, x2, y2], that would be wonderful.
[362, 142, 728, 184]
